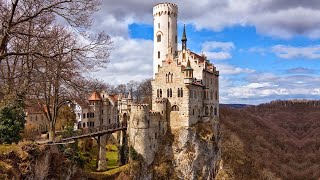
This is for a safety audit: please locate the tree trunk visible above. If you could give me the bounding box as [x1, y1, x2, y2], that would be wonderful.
[48, 123, 55, 141]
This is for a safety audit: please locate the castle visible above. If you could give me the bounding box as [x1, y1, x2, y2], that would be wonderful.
[74, 2, 219, 165]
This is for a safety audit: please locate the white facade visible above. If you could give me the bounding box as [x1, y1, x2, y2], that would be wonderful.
[153, 3, 178, 77]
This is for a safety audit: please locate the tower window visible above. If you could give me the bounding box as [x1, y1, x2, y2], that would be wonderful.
[158, 51, 160, 59]
[157, 34, 161, 42]
[158, 23, 160, 28]
[175, 35, 177, 43]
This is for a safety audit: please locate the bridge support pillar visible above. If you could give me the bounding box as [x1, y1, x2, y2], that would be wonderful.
[97, 134, 107, 171]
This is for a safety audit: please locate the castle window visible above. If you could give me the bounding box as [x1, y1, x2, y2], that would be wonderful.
[83, 123, 85, 128]
[83, 113, 85, 118]
[215, 91, 218, 100]
[175, 35, 177, 43]
[172, 105, 179, 111]
[158, 23, 160, 28]
[155, 133, 157, 139]
[160, 89, 162, 97]
[157, 89, 159, 97]
[157, 34, 161, 42]
[205, 106, 209, 116]
[158, 51, 160, 59]
[170, 88, 172, 97]
[177, 88, 180, 97]
[214, 107, 217, 116]
[193, 109, 195, 115]
[109, 119, 111, 124]
[92, 122, 95, 127]
[87, 113, 89, 118]
[180, 88, 183, 97]
[210, 106, 213, 117]
[92, 113, 94, 118]
[167, 89, 169, 97]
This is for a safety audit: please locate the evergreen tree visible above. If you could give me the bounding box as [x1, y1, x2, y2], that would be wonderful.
[0, 98, 25, 144]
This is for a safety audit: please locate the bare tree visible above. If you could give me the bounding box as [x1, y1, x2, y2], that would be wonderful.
[0, 0, 104, 97]
[0, 0, 111, 140]
[27, 26, 110, 141]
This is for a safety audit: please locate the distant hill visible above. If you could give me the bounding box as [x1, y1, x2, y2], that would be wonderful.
[218, 100, 320, 180]
[220, 104, 254, 109]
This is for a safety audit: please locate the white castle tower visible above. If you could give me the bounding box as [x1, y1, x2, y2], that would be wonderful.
[153, 3, 178, 77]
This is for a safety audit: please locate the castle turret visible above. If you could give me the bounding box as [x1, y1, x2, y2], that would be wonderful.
[153, 3, 178, 77]
[184, 59, 193, 84]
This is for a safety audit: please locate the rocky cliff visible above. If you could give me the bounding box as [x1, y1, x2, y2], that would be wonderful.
[129, 120, 221, 180]
[0, 142, 84, 179]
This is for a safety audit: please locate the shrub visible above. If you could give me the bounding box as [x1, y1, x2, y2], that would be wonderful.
[0, 99, 25, 144]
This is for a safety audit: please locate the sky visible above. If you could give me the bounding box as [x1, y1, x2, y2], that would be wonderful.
[89, 0, 320, 105]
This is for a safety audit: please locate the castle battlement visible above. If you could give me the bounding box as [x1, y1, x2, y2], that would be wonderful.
[149, 111, 161, 117]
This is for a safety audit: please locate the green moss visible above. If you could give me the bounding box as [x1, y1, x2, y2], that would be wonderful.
[88, 164, 129, 179]
[83, 144, 119, 171]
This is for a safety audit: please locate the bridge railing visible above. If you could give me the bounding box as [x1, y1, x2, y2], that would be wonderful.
[62, 122, 127, 140]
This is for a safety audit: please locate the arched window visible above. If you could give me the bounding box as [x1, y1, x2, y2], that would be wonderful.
[160, 89, 162, 97]
[172, 105, 179, 111]
[170, 88, 172, 97]
[157, 89, 159, 97]
[214, 107, 217, 116]
[177, 88, 180, 97]
[168, 72, 171, 82]
[205, 106, 209, 116]
[167, 89, 169, 97]
[157, 34, 161, 42]
[180, 88, 183, 97]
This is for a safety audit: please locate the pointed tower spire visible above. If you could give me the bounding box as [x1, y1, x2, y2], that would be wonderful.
[182, 24, 187, 50]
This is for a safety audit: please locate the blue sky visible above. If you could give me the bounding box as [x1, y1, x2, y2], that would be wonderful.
[90, 0, 320, 104]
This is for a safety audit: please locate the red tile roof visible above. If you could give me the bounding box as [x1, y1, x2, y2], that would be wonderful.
[190, 51, 206, 63]
[88, 91, 102, 101]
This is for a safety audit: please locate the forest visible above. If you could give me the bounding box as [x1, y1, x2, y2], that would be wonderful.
[218, 100, 320, 180]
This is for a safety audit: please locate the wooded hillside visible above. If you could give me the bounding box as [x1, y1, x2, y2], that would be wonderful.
[219, 100, 320, 180]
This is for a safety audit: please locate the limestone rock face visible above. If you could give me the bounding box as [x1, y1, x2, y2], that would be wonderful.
[147, 121, 220, 180]
[171, 121, 220, 179]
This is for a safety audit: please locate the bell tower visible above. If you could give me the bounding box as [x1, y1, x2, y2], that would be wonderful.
[153, 3, 178, 78]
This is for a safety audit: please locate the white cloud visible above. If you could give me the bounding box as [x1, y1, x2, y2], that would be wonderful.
[215, 64, 255, 75]
[93, 0, 320, 39]
[272, 45, 320, 59]
[220, 72, 320, 104]
[91, 36, 153, 84]
[202, 41, 235, 60]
